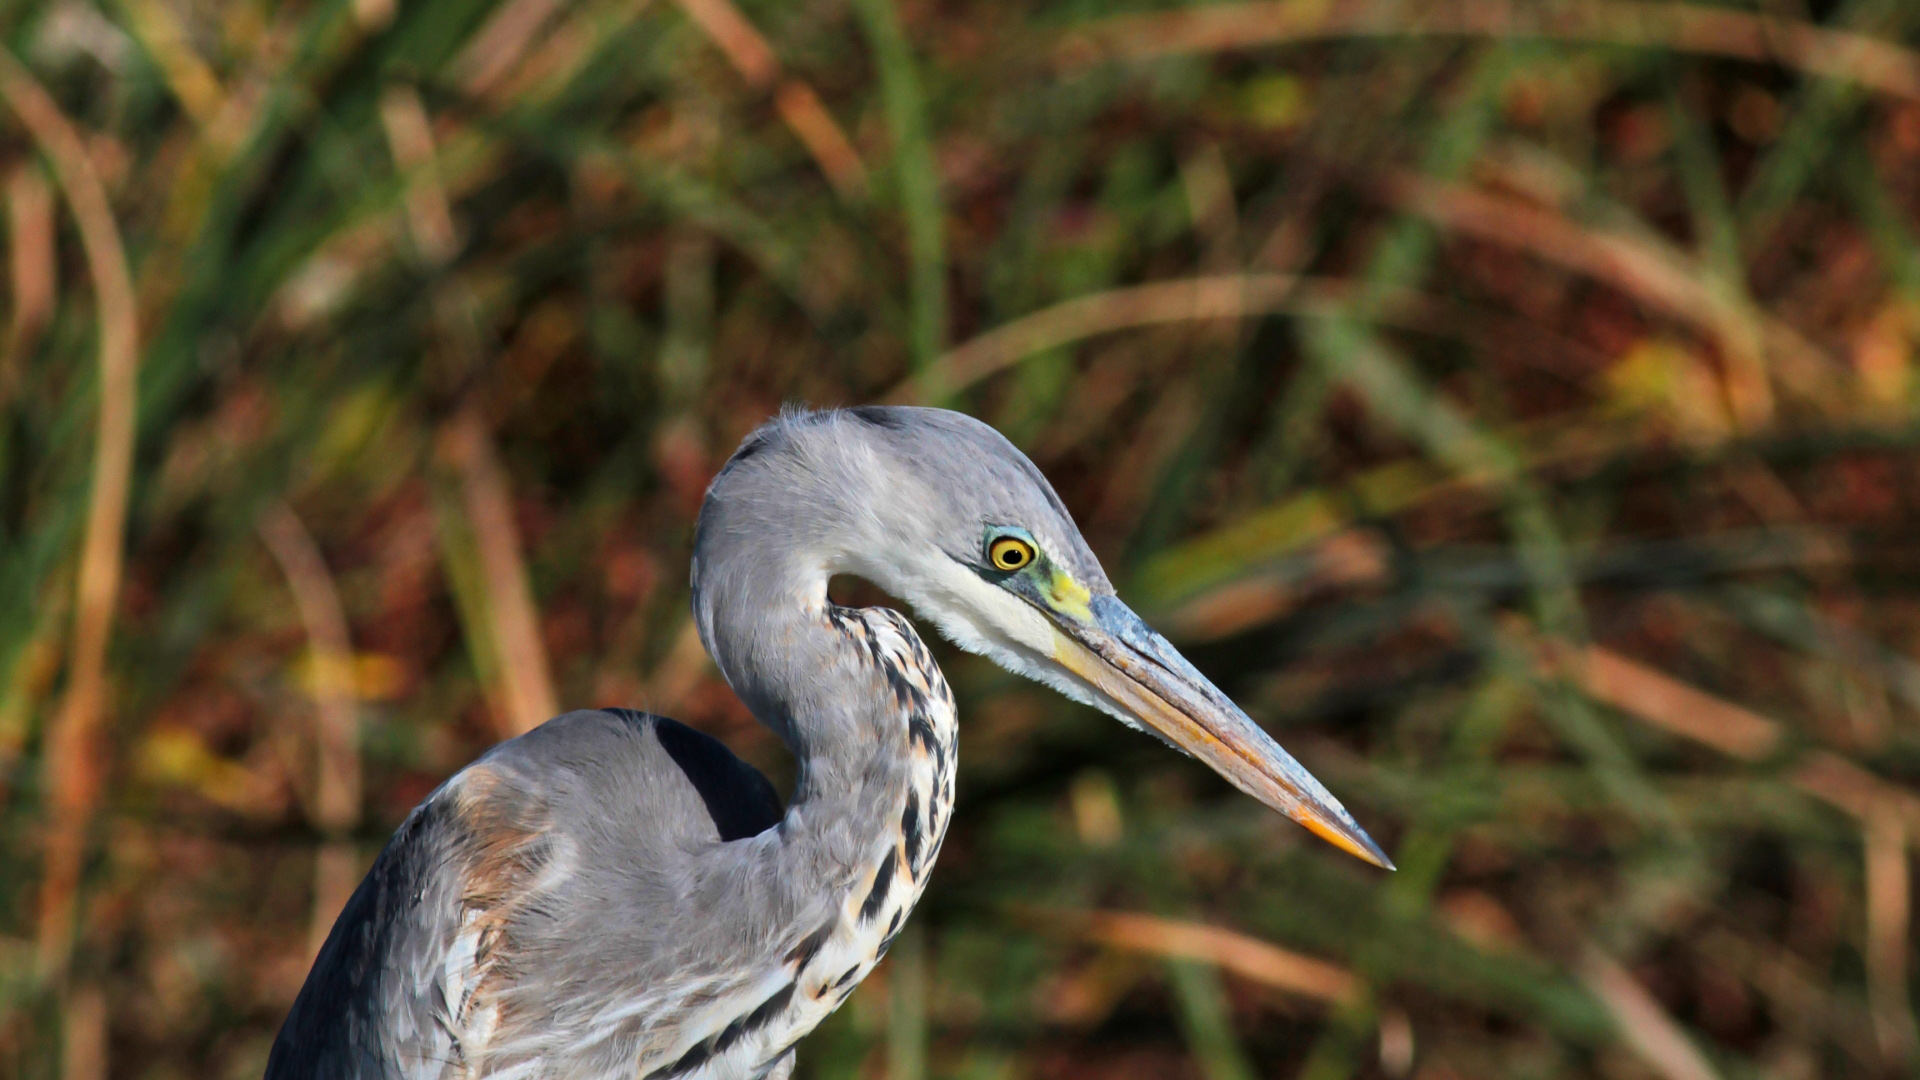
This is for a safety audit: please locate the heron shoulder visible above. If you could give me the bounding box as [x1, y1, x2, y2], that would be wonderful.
[605, 709, 784, 842]
[435, 708, 781, 858]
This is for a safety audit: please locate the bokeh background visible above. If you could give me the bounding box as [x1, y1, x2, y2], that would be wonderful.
[2, 0, 1920, 1077]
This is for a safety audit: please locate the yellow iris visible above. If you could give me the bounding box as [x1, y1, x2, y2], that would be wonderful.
[989, 537, 1034, 571]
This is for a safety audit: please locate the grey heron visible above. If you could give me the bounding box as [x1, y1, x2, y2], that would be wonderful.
[265, 405, 1390, 1080]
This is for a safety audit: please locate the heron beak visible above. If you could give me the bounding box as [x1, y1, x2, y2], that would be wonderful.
[1044, 590, 1393, 870]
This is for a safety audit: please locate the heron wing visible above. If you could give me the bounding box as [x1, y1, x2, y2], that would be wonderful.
[265, 792, 469, 1080]
[268, 709, 790, 1079]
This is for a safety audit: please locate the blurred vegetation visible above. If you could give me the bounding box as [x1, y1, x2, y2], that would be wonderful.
[1, 0, 1919, 1077]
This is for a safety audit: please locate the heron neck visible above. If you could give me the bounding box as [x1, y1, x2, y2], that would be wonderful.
[699, 560, 955, 917]
[778, 603, 951, 883]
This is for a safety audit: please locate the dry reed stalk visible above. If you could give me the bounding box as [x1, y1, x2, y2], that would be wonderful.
[443, 406, 559, 738]
[1051, 909, 1356, 1003]
[1580, 946, 1724, 1080]
[1553, 642, 1784, 761]
[1161, 530, 1392, 641]
[887, 274, 1322, 403]
[3, 161, 55, 392]
[1537, 634, 1920, 850]
[1056, 0, 1920, 106]
[0, 45, 141, 989]
[1388, 176, 1831, 417]
[59, 982, 106, 1080]
[670, 0, 869, 198]
[354, 0, 395, 31]
[379, 86, 460, 265]
[1788, 752, 1920, 833]
[886, 271, 1484, 405]
[770, 83, 868, 199]
[257, 505, 360, 836]
[482, 0, 656, 107]
[453, 0, 569, 97]
[675, 0, 778, 83]
[257, 503, 364, 958]
[1865, 798, 1914, 1067]
[1378, 1007, 1415, 1078]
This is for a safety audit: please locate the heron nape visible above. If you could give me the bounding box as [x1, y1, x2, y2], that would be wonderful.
[265, 406, 1390, 1079]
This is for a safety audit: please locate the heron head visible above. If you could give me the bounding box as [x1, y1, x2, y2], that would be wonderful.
[701, 405, 1391, 869]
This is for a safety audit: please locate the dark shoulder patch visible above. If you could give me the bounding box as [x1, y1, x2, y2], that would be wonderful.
[601, 707, 654, 728]
[846, 405, 908, 431]
[727, 434, 768, 464]
[649, 717, 784, 841]
[712, 431, 772, 484]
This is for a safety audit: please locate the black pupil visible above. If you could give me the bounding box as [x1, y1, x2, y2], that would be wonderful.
[998, 544, 1024, 567]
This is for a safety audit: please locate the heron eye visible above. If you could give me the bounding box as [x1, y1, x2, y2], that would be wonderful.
[988, 537, 1035, 571]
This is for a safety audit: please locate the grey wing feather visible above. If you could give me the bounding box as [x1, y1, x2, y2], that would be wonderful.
[265, 795, 466, 1080]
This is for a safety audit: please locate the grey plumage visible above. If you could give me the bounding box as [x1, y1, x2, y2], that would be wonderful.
[267, 406, 1386, 1080]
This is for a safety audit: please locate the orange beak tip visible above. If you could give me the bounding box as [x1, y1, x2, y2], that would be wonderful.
[1300, 813, 1396, 871]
